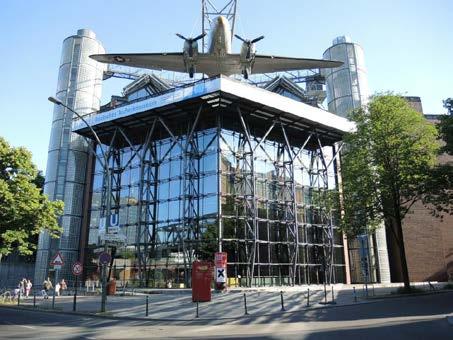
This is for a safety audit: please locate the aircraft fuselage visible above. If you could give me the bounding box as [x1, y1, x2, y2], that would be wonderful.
[208, 16, 232, 56]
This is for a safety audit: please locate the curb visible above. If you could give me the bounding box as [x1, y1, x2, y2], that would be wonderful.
[0, 297, 378, 324]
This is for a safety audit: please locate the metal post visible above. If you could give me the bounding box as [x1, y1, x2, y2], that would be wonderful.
[280, 291, 285, 311]
[52, 269, 59, 309]
[17, 291, 20, 306]
[324, 283, 327, 304]
[101, 263, 107, 312]
[243, 293, 249, 315]
[145, 295, 149, 316]
[33, 292, 36, 308]
[196, 301, 199, 318]
[353, 286, 357, 302]
[48, 97, 112, 314]
[306, 288, 310, 307]
[123, 263, 126, 296]
[73, 276, 78, 312]
[331, 286, 335, 303]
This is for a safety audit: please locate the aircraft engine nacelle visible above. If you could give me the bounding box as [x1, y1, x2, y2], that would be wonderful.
[183, 40, 199, 59]
[240, 42, 256, 62]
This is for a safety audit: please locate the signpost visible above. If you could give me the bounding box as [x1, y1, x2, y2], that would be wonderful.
[71, 261, 83, 311]
[215, 252, 227, 290]
[50, 252, 64, 309]
[99, 252, 111, 312]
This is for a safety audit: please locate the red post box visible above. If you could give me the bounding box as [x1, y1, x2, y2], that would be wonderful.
[192, 261, 212, 302]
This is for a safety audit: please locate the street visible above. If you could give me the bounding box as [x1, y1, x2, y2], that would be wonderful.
[0, 292, 452, 339]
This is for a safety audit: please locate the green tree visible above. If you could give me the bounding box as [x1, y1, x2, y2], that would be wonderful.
[340, 95, 439, 290]
[421, 114, 453, 217]
[437, 114, 453, 155]
[0, 137, 63, 258]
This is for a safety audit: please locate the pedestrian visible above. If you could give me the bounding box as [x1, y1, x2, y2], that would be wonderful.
[55, 281, 61, 297]
[14, 283, 21, 299]
[42, 277, 53, 299]
[60, 279, 67, 296]
[19, 278, 25, 296]
[26, 279, 32, 298]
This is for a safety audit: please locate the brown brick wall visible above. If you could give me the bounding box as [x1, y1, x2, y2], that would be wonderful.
[400, 150, 453, 282]
[402, 201, 452, 281]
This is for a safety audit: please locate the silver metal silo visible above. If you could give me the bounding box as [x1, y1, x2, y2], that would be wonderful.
[34, 29, 105, 286]
[323, 36, 391, 284]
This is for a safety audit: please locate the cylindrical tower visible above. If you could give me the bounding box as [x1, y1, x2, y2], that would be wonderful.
[322, 36, 369, 118]
[34, 29, 105, 286]
[323, 36, 391, 284]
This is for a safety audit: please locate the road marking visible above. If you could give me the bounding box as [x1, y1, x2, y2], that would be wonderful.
[3, 320, 36, 330]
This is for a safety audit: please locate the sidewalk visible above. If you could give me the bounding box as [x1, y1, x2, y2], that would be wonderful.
[15, 282, 450, 321]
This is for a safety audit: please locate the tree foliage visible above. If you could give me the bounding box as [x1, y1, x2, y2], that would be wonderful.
[437, 114, 453, 155]
[340, 94, 440, 289]
[0, 137, 63, 256]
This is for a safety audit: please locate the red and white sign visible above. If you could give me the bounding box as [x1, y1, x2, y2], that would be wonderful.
[50, 251, 64, 270]
[72, 261, 83, 276]
[215, 252, 227, 284]
[215, 252, 227, 268]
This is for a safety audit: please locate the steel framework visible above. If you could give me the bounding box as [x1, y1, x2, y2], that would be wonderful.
[81, 88, 346, 287]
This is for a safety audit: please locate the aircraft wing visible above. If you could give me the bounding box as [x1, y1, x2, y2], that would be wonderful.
[252, 55, 343, 73]
[90, 53, 186, 73]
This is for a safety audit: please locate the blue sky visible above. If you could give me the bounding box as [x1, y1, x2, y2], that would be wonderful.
[0, 0, 451, 172]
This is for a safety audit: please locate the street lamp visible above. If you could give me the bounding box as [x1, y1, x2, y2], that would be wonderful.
[48, 96, 111, 312]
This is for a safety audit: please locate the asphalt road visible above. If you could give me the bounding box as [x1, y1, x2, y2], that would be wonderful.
[0, 292, 452, 339]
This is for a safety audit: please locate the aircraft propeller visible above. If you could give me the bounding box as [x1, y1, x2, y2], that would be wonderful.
[235, 34, 265, 59]
[176, 33, 207, 58]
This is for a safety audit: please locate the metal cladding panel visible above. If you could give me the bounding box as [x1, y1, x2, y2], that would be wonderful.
[74, 76, 355, 136]
[218, 77, 355, 134]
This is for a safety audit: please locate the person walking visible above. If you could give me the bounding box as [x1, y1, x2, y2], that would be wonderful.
[60, 279, 67, 296]
[55, 281, 61, 297]
[42, 277, 53, 299]
[25, 279, 32, 298]
[19, 278, 25, 296]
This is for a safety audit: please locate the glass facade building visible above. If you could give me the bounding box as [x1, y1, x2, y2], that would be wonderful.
[77, 77, 351, 287]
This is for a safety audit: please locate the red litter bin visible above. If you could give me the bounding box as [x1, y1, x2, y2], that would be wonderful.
[192, 261, 212, 302]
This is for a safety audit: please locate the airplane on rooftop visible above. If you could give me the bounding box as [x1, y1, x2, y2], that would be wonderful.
[90, 16, 342, 79]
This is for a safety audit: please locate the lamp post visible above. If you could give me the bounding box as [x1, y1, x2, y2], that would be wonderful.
[48, 96, 111, 312]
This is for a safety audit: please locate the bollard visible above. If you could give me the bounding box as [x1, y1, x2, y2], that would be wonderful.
[306, 288, 310, 307]
[17, 292, 20, 306]
[324, 284, 327, 304]
[33, 292, 36, 308]
[280, 291, 286, 311]
[331, 286, 335, 303]
[73, 291, 77, 312]
[243, 293, 249, 315]
[353, 286, 357, 302]
[196, 301, 199, 318]
[145, 295, 149, 317]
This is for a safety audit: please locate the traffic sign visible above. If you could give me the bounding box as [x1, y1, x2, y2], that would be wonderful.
[216, 267, 227, 283]
[215, 252, 227, 268]
[99, 252, 111, 265]
[50, 251, 64, 270]
[72, 261, 83, 276]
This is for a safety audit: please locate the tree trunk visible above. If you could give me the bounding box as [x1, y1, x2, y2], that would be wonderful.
[391, 217, 411, 290]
